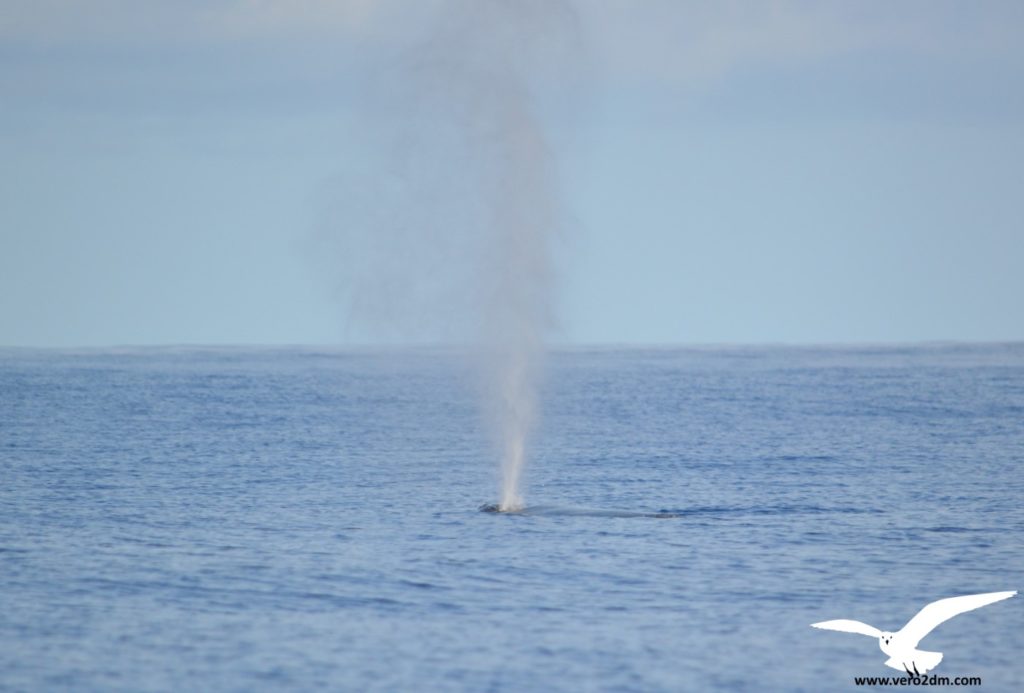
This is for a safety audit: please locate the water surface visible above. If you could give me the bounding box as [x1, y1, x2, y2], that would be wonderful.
[2, 344, 1022, 691]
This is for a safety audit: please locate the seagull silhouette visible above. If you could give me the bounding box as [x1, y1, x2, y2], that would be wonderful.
[812, 591, 1016, 676]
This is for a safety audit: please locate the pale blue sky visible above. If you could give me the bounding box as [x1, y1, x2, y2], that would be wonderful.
[2, 1, 1022, 346]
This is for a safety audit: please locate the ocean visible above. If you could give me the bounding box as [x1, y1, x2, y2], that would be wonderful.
[2, 344, 1022, 691]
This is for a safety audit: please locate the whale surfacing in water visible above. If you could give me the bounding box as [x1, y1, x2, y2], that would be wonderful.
[478, 503, 684, 518]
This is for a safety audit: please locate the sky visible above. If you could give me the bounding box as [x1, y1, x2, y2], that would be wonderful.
[2, 0, 1023, 347]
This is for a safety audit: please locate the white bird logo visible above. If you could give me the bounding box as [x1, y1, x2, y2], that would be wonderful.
[812, 591, 1016, 676]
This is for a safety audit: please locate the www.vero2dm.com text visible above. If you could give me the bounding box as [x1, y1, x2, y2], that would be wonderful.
[854, 674, 982, 686]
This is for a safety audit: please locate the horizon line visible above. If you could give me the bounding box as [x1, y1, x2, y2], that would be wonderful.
[2, 339, 1023, 352]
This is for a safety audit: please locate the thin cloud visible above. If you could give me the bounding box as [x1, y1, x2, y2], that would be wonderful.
[3, 1, 1021, 76]
[583, 1, 1024, 86]
[0, 0, 402, 45]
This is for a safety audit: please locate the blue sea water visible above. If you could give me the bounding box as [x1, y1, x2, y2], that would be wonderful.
[2, 344, 1022, 692]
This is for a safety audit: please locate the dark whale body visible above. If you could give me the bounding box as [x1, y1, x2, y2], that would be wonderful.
[478, 503, 682, 518]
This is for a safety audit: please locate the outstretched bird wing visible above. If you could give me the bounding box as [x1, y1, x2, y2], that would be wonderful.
[899, 591, 1016, 649]
[811, 619, 881, 638]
